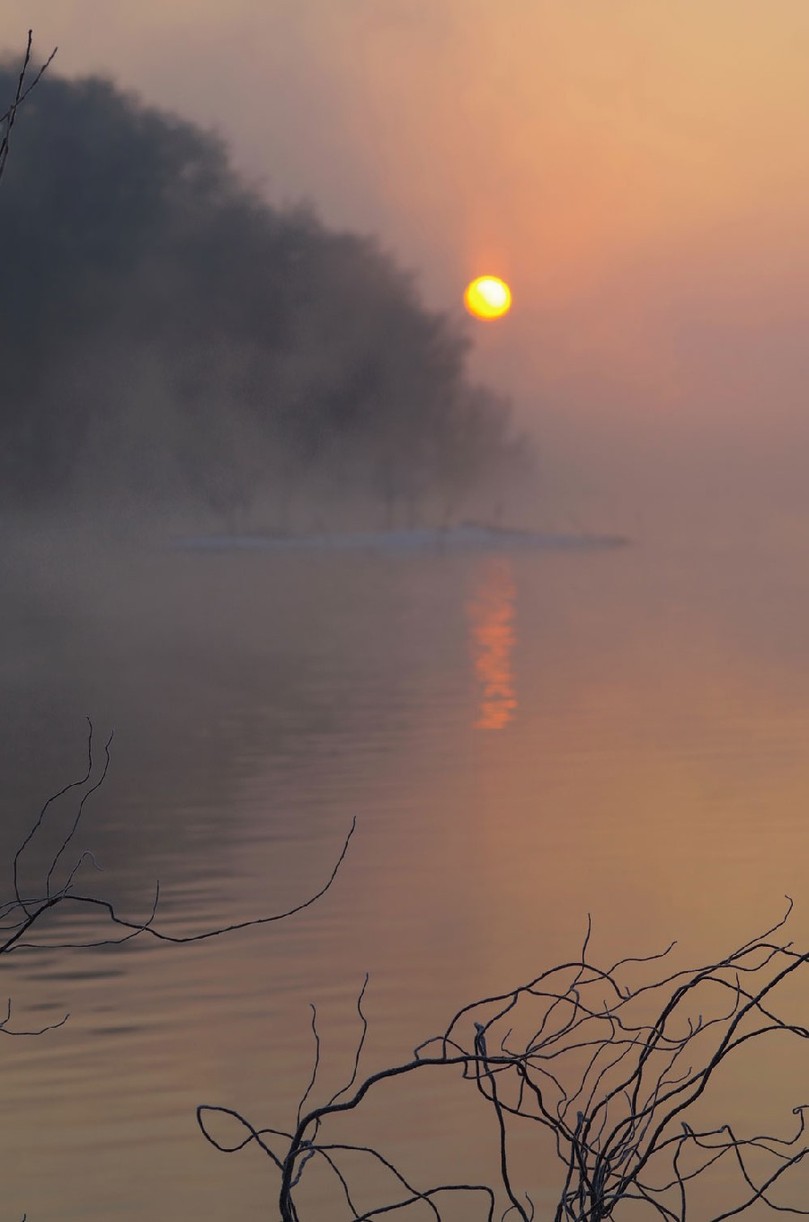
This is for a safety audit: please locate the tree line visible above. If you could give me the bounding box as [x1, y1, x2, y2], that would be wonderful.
[0, 59, 531, 531]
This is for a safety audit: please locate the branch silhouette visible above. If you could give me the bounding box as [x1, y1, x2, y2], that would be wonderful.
[0, 31, 57, 184]
[9, 723, 809, 1219]
[4, 718, 355, 1009]
[198, 905, 809, 1221]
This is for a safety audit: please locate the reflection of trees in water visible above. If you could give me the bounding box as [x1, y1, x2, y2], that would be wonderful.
[0, 548, 464, 911]
[467, 558, 518, 730]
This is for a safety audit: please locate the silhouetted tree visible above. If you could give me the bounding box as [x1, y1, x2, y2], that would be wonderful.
[0, 63, 532, 528]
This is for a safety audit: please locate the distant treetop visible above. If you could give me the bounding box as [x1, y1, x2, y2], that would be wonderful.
[0, 62, 532, 531]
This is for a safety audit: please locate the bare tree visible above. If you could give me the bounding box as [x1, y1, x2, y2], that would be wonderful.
[197, 905, 809, 1221]
[0, 31, 56, 185]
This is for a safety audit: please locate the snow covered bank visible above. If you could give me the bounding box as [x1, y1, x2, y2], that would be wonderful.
[170, 524, 630, 553]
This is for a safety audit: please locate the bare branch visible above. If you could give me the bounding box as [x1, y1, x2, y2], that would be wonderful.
[0, 31, 57, 184]
[197, 912, 809, 1219]
[5, 719, 354, 1013]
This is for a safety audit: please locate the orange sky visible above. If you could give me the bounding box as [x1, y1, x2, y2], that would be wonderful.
[6, 1, 809, 536]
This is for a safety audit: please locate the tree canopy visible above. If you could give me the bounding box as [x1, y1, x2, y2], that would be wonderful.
[0, 63, 531, 529]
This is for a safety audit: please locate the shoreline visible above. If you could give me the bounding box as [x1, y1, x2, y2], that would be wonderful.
[170, 523, 631, 553]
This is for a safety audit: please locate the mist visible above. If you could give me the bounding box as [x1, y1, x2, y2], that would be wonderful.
[8, 11, 809, 1222]
[8, 6, 809, 546]
[0, 62, 532, 546]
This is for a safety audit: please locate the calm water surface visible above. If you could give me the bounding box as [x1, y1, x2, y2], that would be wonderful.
[3, 535, 809, 1218]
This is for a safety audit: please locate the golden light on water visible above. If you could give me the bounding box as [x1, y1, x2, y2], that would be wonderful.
[468, 558, 518, 730]
[463, 275, 512, 321]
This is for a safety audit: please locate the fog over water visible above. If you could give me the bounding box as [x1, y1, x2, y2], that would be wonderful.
[4, 3, 809, 1218]
[5, 2, 809, 540]
[4, 533, 809, 1217]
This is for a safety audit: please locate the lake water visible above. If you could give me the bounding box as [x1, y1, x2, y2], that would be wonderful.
[4, 533, 809, 1219]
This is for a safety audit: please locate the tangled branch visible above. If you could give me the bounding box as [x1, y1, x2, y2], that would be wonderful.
[0, 31, 57, 184]
[198, 907, 809, 1220]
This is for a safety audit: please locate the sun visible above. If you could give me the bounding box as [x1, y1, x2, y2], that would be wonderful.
[463, 275, 512, 321]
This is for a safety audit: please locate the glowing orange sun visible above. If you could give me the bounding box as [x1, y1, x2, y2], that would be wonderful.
[463, 275, 512, 321]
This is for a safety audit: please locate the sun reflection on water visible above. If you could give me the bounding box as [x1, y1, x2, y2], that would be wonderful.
[467, 558, 518, 730]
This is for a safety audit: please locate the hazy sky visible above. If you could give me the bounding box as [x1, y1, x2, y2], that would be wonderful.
[6, 2, 809, 537]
